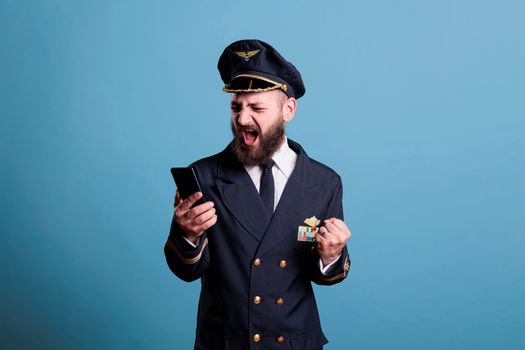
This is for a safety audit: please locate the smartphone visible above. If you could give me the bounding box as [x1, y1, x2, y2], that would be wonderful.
[170, 167, 206, 207]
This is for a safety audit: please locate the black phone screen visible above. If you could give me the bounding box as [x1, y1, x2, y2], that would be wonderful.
[170, 167, 206, 207]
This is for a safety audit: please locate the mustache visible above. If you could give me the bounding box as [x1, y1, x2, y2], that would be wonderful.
[234, 123, 261, 134]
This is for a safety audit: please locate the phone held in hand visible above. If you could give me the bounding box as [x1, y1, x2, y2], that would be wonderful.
[170, 167, 206, 207]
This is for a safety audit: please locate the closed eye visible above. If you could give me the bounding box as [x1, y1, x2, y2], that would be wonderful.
[230, 103, 241, 112]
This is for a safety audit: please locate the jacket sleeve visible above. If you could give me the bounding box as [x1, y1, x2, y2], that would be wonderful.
[164, 214, 210, 282]
[310, 175, 351, 286]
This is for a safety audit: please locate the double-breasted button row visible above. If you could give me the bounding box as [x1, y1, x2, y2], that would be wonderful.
[252, 296, 284, 305]
[252, 334, 286, 344]
[252, 258, 287, 268]
[250, 258, 288, 345]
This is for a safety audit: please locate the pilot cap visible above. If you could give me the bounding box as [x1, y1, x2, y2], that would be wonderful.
[218, 39, 305, 99]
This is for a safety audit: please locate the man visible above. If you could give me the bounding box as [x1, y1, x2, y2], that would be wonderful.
[164, 39, 351, 350]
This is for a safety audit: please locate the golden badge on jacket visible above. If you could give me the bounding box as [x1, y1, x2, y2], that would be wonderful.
[297, 216, 320, 242]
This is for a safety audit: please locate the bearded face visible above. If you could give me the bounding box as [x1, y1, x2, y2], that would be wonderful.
[230, 116, 285, 166]
[229, 90, 291, 166]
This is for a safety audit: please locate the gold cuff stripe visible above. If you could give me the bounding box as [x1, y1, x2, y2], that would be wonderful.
[317, 257, 350, 282]
[317, 270, 347, 282]
[166, 238, 209, 265]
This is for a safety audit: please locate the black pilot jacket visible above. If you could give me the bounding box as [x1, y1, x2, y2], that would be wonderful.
[165, 139, 350, 350]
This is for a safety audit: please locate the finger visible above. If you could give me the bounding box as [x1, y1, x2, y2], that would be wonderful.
[315, 234, 325, 251]
[194, 214, 218, 233]
[330, 218, 347, 232]
[174, 191, 182, 208]
[315, 230, 326, 243]
[191, 207, 216, 225]
[183, 201, 215, 221]
[330, 219, 351, 240]
[178, 192, 203, 212]
[324, 221, 340, 236]
[324, 221, 348, 246]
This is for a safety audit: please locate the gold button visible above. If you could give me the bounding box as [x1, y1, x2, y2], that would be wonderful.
[253, 333, 262, 343]
[275, 297, 284, 305]
[253, 296, 262, 305]
[276, 335, 285, 344]
[253, 258, 261, 266]
[279, 260, 287, 268]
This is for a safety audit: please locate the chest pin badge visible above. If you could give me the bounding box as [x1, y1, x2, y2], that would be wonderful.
[297, 216, 321, 242]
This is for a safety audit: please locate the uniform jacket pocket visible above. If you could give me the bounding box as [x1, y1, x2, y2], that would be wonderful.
[290, 328, 328, 350]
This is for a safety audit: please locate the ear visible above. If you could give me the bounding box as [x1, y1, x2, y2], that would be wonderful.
[282, 97, 297, 123]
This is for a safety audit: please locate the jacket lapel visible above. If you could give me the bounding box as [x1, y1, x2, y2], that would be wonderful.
[255, 139, 320, 256]
[215, 145, 271, 241]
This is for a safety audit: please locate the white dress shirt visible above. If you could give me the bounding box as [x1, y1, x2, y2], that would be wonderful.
[243, 137, 297, 212]
[184, 137, 341, 273]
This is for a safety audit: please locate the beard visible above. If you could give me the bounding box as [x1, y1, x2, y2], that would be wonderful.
[231, 118, 285, 166]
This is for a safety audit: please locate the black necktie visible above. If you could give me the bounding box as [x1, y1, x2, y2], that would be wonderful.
[260, 160, 275, 213]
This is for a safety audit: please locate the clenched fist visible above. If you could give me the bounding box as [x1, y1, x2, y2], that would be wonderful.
[316, 218, 351, 266]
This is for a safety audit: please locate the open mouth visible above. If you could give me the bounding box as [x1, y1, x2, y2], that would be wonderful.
[241, 129, 259, 146]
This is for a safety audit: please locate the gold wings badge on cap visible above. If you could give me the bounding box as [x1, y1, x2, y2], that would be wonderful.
[234, 50, 260, 61]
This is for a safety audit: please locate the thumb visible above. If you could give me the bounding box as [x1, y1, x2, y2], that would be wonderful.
[174, 191, 182, 208]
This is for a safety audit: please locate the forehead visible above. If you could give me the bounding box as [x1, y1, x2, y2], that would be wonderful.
[231, 90, 281, 105]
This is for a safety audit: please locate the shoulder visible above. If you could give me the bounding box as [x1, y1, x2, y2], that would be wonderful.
[308, 156, 343, 189]
[188, 144, 232, 178]
[308, 157, 340, 179]
[289, 138, 342, 186]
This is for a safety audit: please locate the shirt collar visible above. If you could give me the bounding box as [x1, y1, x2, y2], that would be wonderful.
[271, 136, 296, 178]
[243, 136, 297, 178]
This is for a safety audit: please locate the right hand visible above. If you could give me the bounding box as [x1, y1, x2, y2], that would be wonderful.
[174, 191, 217, 244]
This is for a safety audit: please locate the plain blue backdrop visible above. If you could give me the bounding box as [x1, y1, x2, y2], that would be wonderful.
[1, 0, 524, 349]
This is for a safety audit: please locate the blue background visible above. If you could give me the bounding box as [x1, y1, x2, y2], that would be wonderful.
[1, 0, 524, 349]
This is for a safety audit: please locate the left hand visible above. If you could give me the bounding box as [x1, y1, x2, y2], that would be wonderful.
[316, 218, 351, 266]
